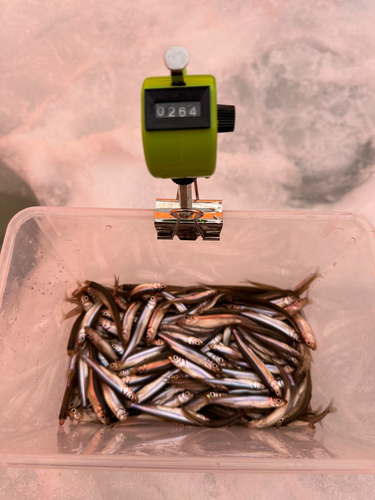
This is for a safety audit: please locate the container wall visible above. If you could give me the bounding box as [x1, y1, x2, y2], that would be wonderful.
[0, 208, 374, 472]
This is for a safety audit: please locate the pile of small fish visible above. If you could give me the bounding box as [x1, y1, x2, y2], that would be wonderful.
[59, 273, 335, 429]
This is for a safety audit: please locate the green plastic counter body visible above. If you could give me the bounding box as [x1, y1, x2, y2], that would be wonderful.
[141, 75, 218, 179]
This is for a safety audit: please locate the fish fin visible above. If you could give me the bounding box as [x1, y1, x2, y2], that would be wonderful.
[242, 279, 284, 291]
[72, 281, 89, 297]
[113, 275, 119, 298]
[63, 305, 83, 321]
[302, 405, 321, 418]
[195, 282, 213, 289]
[294, 269, 321, 296]
[72, 280, 83, 294]
[315, 404, 323, 414]
[328, 397, 337, 414]
[64, 295, 80, 304]
[316, 399, 337, 427]
[301, 292, 313, 305]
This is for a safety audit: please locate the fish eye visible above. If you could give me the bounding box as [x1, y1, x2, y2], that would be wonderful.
[184, 391, 190, 397]
[71, 408, 76, 413]
[109, 363, 115, 368]
[213, 363, 218, 369]
[279, 417, 284, 423]
[195, 340, 200, 346]
[129, 394, 134, 400]
[209, 392, 216, 397]
[173, 355, 179, 361]
[160, 284, 165, 290]
[276, 399, 282, 404]
[306, 340, 311, 345]
[87, 289, 93, 296]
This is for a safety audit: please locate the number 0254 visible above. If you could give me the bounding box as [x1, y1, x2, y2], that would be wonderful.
[155, 101, 201, 118]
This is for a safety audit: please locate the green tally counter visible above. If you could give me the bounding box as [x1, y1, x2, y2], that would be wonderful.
[141, 49, 235, 181]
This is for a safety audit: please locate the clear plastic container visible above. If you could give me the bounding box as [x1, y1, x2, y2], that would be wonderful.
[0, 207, 374, 473]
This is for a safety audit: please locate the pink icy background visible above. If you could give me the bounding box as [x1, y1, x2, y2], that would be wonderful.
[1, 0, 375, 498]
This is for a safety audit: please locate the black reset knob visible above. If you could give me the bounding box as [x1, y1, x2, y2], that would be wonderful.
[217, 104, 235, 133]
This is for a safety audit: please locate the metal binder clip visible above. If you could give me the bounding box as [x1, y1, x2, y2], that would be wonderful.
[154, 180, 223, 241]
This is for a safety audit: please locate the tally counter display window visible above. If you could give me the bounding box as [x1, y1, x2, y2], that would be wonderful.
[144, 86, 211, 131]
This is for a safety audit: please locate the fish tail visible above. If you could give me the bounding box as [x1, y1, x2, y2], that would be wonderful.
[328, 397, 337, 414]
